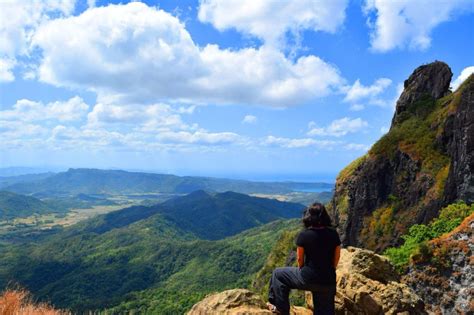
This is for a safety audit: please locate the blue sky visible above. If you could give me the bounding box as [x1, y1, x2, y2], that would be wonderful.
[0, 0, 473, 181]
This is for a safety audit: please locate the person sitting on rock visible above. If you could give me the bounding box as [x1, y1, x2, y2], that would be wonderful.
[267, 202, 341, 315]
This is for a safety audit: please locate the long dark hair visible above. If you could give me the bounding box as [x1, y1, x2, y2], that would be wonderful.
[302, 202, 332, 228]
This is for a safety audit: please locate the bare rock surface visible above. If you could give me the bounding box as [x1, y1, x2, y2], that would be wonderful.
[392, 61, 452, 125]
[305, 247, 425, 315]
[188, 248, 425, 314]
[187, 288, 311, 315]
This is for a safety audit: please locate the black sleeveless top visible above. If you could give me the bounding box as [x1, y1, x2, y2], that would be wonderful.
[295, 227, 341, 285]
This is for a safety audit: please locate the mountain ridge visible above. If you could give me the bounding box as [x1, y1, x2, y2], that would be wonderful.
[3, 168, 333, 197]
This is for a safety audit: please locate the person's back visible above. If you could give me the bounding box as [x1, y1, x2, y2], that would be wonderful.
[296, 227, 340, 285]
[267, 203, 341, 315]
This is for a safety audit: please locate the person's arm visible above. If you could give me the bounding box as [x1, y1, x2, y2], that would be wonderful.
[333, 245, 341, 269]
[297, 246, 304, 268]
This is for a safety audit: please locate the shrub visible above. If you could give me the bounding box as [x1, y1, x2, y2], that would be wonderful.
[0, 288, 66, 315]
[384, 201, 473, 272]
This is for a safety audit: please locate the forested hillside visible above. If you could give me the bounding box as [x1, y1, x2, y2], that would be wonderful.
[0, 191, 303, 313]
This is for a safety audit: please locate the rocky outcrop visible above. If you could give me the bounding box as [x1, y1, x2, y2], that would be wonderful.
[392, 61, 452, 125]
[190, 248, 424, 314]
[306, 247, 425, 315]
[186, 289, 311, 315]
[329, 61, 474, 251]
[403, 213, 474, 314]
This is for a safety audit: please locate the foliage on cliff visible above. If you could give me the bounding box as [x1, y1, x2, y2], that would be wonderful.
[384, 201, 473, 271]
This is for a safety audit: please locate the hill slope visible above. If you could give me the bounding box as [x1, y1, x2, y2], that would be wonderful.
[4, 168, 333, 196]
[71, 190, 304, 239]
[0, 191, 62, 220]
[0, 211, 300, 313]
[330, 61, 473, 251]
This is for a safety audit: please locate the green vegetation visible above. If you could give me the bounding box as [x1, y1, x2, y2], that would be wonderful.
[369, 96, 450, 176]
[336, 154, 367, 183]
[384, 201, 473, 272]
[0, 191, 304, 313]
[0, 191, 65, 220]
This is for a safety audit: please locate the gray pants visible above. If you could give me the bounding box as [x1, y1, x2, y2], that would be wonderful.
[268, 267, 335, 315]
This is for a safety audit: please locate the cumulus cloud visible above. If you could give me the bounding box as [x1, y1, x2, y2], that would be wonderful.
[364, 0, 474, 52]
[0, 96, 89, 122]
[86, 103, 189, 132]
[0, 0, 75, 81]
[451, 66, 474, 91]
[31, 2, 343, 107]
[198, 0, 348, 45]
[343, 78, 392, 103]
[242, 115, 257, 124]
[307, 117, 368, 137]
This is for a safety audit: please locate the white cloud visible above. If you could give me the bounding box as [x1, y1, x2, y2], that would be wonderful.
[0, 96, 89, 122]
[380, 126, 389, 134]
[364, 0, 474, 52]
[32, 2, 343, 107]
[349, 104, 365, 111]
[86, 103, 189, 132]
[0, 120, 47, 138]
[262, 136, 337, 149]
[156, 130, 242, 145]
[343, 78, 392, 102]
[242, 115, 257, 124]
[451, 66, 474, 91]
[0, 0, 75, 81]
[198, 0, 348, 46]
[0, 58, 15, 82]
[307, 117, 368, 137]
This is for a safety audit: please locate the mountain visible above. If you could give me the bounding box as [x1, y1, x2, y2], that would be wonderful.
[3, 168, 333, 196]
[68, 190, 305, 240]
[0, 191, 62, 220]
[0, 209, 301, 313]
[0, 173, 55, 189]
[158, 190, 305, 239]
[329, 61, 473, 251]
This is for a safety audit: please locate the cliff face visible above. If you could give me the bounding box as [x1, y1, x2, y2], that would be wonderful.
[330, 61, 474, 251]
[403, 213, 474, 314]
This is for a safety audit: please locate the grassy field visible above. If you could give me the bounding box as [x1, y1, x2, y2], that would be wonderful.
[0, 203, 133, 244]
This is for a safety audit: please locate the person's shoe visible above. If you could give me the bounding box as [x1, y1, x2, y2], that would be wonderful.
[266, 302, 281, 314]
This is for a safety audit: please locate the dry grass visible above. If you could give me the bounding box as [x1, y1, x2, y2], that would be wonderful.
[0, 289, 67, 315]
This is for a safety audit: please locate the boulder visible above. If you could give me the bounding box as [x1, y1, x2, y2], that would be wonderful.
[187, 289, 311, 315]
[306, 247, 426, 315]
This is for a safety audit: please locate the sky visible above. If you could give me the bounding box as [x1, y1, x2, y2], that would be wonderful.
[0, 0, 473, 181]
